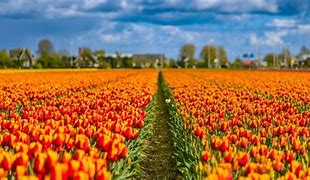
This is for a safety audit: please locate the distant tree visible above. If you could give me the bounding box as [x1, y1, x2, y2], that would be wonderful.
[296, 45, 310, 68]
[179, 44, 196, 68]
[0, 49, 12, 68]
[231, 58, 243, 69]
[218, 46, 229, 67]
[263, 53, 280, 68]
[94, 50, 110, 69]
[77, 48, 96, 67]
[37, 39, 56, 68]
[200, 45, 217, 68]
[38, 39, 54, 58]
[115, 52, 123, 68]
[48, 55, 62, 68]
[166, 59, 177, 68]
[94, 50, 105, 61]
[304, 57, 310, 68]
[9, 48, 23, 68]
[121, 56, 133, 68]
[163, 58, 173, 68]
[195, 60, 207, 68]
[298, 45, 310, 56]
[278, 48, 291, 68]
[57, 49, 71, 68]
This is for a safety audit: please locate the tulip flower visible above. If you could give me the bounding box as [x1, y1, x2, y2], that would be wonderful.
[34, 153, 46, 174]
[45, 150, 58, 170]
[1, 153, 12, 170]
[202, 151, 210, 161]
[238, 153, 249, 167]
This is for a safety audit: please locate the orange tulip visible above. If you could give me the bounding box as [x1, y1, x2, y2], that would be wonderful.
[45, 150, 58, 170]
[238, 153, 249, 167]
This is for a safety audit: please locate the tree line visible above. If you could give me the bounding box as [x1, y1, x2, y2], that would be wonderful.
[174, 43, 310, 69]
[175, 43, 229, 68]
[0, 39, 135, 69]
[1, 39, 310, 69]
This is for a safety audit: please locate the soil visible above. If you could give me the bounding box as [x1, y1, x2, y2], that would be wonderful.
[138, 74, 180, 180]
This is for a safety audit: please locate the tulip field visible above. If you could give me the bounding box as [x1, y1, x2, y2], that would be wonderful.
[0, 70, 157, 179]
[0, 69, 309, 180]
[163, 70, 310, 179]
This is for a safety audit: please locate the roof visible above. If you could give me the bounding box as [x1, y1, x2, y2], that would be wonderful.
[132, 54, 165, 62]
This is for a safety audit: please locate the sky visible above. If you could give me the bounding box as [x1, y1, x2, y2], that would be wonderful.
[0, 0, 309, 61]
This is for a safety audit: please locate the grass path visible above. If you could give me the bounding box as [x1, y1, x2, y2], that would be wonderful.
[139, 72, 179, 179]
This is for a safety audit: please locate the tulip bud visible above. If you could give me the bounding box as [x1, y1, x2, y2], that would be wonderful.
[45, 150, 58, 170]
[238, 153, 249, 167]
[202, 151, 210, 161]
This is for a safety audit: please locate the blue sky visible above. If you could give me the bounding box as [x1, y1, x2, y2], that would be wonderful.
[0, 0, 309, 61]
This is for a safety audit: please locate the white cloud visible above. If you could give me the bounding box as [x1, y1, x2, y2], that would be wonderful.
[193, 0, 278, 13]
[297, 24, 310, 33]
[96, 23, 155, 44]
[250, 30, 288, 47]
[267, 19, 296, 28]
[83, 0, 107, 9]
[161, 25, 195, 41]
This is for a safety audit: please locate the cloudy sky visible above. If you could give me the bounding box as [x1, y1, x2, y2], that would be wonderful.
[0, 0, 309, 60]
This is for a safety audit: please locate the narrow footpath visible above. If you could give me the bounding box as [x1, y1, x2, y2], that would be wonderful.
[139, 73, 179, 180]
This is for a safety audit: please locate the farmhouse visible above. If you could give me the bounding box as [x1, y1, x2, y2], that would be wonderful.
[9, 48, 34, 68]
[132, 54, 165, 68]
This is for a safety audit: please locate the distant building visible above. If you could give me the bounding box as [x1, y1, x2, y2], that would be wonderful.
[132, 54, 165, 68]
[9, 48, 34, 68]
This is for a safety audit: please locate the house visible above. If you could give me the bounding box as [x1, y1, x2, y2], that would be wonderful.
[9, 48, 34, 68]
[132, 54, 165, 68]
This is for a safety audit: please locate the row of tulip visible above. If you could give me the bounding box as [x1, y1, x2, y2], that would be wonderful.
[0, 70, 157, 179]
[163, 70, 310, 179]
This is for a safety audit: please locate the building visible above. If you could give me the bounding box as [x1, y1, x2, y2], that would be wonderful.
[132, 54, 165, 68]
[9, 48, 34, 68]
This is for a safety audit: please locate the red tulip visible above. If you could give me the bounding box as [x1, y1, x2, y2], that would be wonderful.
[1, 153, 12, 170]
[96, 135, 112, 151]
[202, 151, 210, 161]
[45, 150, 58, 170]
[273, 160, 284, 172]
[34, 154, 46, 174]
[238, 153, 249, 167]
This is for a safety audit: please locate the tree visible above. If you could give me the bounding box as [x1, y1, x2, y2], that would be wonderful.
[94, 50, 110, 69]
[77, 48, 96, 67]
[0, 49, 12, 68]
[58, 50, 71, 68]
[278, 48, 291, 68]
[231, 58, 243, 69]
[37, 39, 55, 68]
[304, 57, 310, 68]
[201, 45, 228, 68]
[263, 53, 280, 68]
[201, 45, 215, 68]
[121, 56, 133, 68]
[38, 39, 54, 58]
[298, 45, 310, 56]
[115, 52, 123, 68]
[9, 48, 23, 68]
[297, 45, 310, 68]
[179, 44, 196, 68]
[218, 46, 229, 67]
